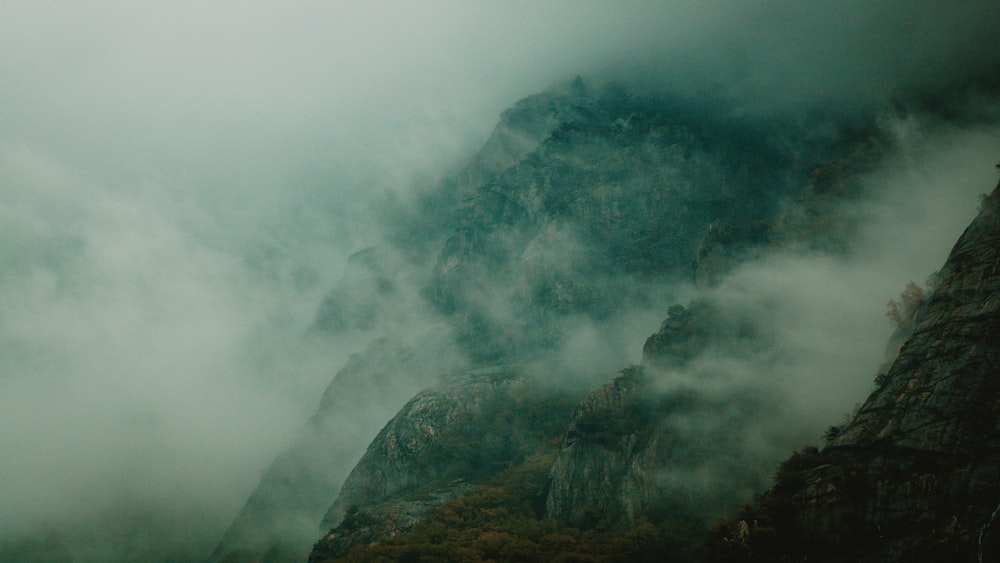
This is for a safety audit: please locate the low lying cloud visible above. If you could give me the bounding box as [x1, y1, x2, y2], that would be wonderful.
[655, 115, 1000, 452]
[0, 145, 352, 558]
[2, 1, 1000, 560]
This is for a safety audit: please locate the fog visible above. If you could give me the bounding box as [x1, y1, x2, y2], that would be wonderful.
[715, 119, 1000, 435]
[634, 119, 1000, 511]
[2, 1, 1000, 560]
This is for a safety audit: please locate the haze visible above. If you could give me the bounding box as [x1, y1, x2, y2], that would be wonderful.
[2, 1, 1000, 560]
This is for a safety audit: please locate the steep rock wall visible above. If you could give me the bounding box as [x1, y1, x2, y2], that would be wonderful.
[721, 183, 1000, 562]
[545, 303, 774, 530]
[309, 368, 576, 561]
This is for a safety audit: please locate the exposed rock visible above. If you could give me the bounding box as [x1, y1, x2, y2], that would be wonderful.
[309, 367, 578, 561]
[641, 301, 764, 369]
[381, 78, 598, 264]
[318, 368, 518, 530]
[209, 339, 443, 562]
[722, 182, 1000, 561]
[457, 76, 596, 194]
[546, 303, 775, 531]
[307, 483, 469, 563]
[544, 366, 656, 530]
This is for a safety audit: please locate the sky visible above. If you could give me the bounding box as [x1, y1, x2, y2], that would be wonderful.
[2, 1, 1000, 560]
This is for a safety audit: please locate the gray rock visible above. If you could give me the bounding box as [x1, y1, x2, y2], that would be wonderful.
[546, 303, 775, 531]
[308, 367, 577, 561]
[732, 182, 1000, 561]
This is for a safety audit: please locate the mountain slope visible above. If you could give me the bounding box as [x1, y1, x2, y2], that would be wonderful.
[213, 77, 939, 562]
[422, 80, 874, 362]
[711, 181, 1000, 562]
[545, 302, 776, 532]
[308, 369, 578, 561]
[210, 339, 443, 562]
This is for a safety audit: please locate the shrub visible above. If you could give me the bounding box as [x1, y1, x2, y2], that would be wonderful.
[886, 281, 924, 326]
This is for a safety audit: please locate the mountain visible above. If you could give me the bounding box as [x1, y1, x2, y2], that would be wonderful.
[333, 80, 884, 538]
[212, 75, 999, 562]
[406, 78, 880, 363]
[708, 181, 1000, 562]
[210, 81, 613, 563]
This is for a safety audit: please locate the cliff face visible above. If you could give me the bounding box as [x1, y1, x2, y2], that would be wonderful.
[545, 303, 776, 531]
[318, 369, 521, 531]
[544, 367, 656, 529]
[541, 139, 889, 535]
[309, 369, 577, 562]
[718, 183, 1000, 562]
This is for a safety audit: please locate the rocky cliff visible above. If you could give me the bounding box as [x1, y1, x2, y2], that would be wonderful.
[545, 302, 777, 532]
[308, 368, 578, 561]
[711, 182, 1000, 562]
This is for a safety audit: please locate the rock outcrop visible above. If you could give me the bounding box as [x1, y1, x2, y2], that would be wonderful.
[716, 182, 1000, 562]
[545, 303, 776, 531]
[544, 366, 657, 530]
[309, 368, 577, 561]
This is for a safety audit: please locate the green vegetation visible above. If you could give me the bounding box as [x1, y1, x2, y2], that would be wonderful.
[340, 505, 382, 533]
[322, 376, 717, 561]
[573, 405, 649, 451]
[334, 452, 702, 563]
[413, 383, 579, 484]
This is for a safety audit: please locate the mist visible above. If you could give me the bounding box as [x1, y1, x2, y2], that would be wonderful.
[644, 117, 1000, 486]
[3, 1, 1000, 560]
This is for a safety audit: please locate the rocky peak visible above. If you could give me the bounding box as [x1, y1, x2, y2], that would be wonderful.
[426, 81, 839, 363]
[544, 366, 655, 530]
[832, 185, 1000, 452]
[460, 77, 599, 191]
